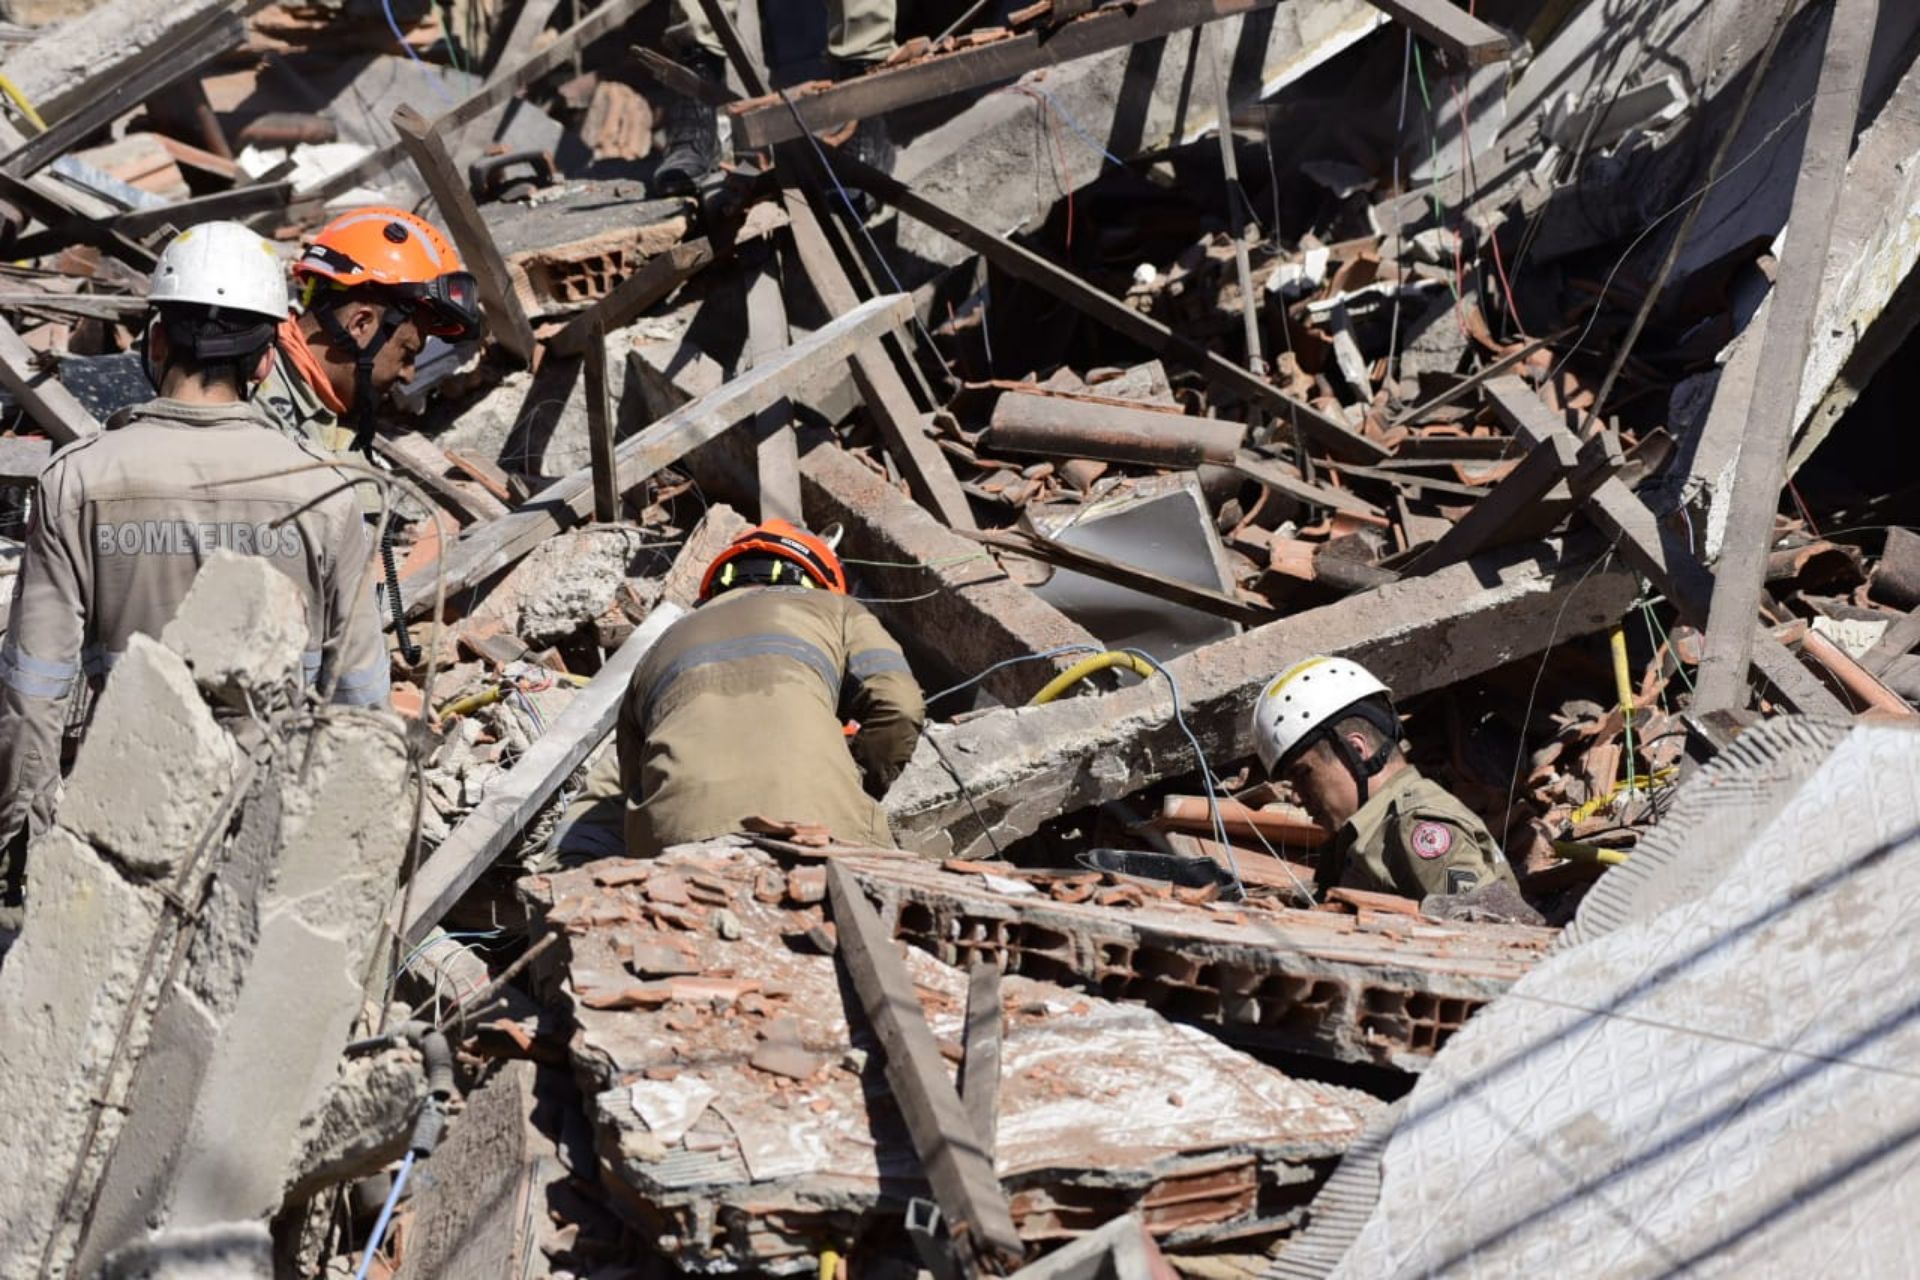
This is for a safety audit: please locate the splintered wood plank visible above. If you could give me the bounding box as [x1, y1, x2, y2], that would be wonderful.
[584, 319, 619, 523]
[1364, 0, 1510, 66]
[961, 959, 1003, 1166]
[1486, 377, 1847, 718]
[395, 603, 685, 946]
[731, 0, 1286, 148]
[398, 292, 914, 616]
[780, 187, 977, 530]
[392, 103, 538, 364]
[1695, 0, 1879, 714]
[827, 860, 1024, 1277]
[548, 239, 715, 358]
[0, 315, 100, 443]
[830, 151, 1387, 464]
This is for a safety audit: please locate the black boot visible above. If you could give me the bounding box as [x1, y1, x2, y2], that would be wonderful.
[653, 54, 724, 197]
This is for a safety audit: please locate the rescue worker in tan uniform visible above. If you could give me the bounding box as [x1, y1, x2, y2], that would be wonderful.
[255, 207, 480, 460]
[1252, 656, 1516, 900]
[0, 221, 390, 898]
[655, 1, 898, 195]
[616, 520, 925, 857]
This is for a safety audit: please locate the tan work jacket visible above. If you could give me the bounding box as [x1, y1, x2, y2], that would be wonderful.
[617, 585, 925, 857]
[0, 398, 390, 852]
[256, 345, 353, 458]
[1317, 765, 1517, 899]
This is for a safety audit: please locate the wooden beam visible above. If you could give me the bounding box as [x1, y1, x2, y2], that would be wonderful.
[957, 526, 1273, 626]
[960, 960, 1002, 1167]
[780, 186, 978, 529]
[391, 103, 538, 365]
[0, 315, 100, 443]
[826, 861, 1024, 1277]
[0, 170, 157, 271]
[1363, 0, 1509, 66]
[1234, 452, 1384, 519]
[1695, 0, 1879, 714]
[547, 239, 715, 358]
[731, 0, 1283, 149]
[744, 255, 801, 522]
[483, 0, 563, 76]
[396, 604, 685, 946]
[371, 433, 510, 525]
[630, 45, 740, 107]
[398, 292, 914, 615]
[830, 152, 1387, 463]
[0, 9, 244, 180]
[1862, 607, 1920, 677]
[107, 181, 293, 242]
[1487, 378, 1849, 717]
[301, 0, 657, 205]
[1403, 432, 1577, 573]
[584, 319, 619, 523]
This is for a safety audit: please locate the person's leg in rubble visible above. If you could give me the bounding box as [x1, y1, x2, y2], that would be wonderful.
[654, 0, 729, 196]
[828, 0, 899, 174]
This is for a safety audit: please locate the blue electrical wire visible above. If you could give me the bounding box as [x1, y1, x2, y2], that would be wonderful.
[353, 1149, 417, 1280]
[382, 0, 458, 108]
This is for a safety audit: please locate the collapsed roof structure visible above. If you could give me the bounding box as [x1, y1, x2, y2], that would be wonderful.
[0, 0, 1916, 1275]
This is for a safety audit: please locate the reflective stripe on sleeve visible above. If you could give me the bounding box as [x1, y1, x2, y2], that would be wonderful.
[0, 641, 79, 699]
[847, 647, 911, 680]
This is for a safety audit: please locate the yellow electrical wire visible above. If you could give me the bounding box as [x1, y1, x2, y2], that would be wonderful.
[436, 671, 590, 720]
[1027, 650, 1157, 705]
[0, 75, 45, 133]
[1554, 839, 1630, 867]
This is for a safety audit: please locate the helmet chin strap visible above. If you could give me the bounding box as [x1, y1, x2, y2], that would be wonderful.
[1315, 700, 1402, 808]
[314, 301, 404, 459]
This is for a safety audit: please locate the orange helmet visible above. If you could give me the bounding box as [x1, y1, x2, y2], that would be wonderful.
[699, 520, 848, 601]
[293, 207, 480, 340]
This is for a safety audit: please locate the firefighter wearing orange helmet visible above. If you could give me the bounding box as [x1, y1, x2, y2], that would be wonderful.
[256, 206, 481, 458]
[555, 520, 926, 859]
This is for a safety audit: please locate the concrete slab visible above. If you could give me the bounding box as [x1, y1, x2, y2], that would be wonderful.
[885, 538, 1638, 859]
[1325, 720, 1920, 1277]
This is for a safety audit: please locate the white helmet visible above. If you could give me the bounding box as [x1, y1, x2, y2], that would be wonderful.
[149, 220, 289, 322]
[1250, 655, 1393, 773]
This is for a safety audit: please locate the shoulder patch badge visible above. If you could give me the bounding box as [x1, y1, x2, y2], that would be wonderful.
[1410, 821, 1454, 860]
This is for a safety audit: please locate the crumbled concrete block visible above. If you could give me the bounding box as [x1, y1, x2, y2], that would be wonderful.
[472, 527, 675, 646]
[160, 550, 307, 709]
[60, 634, 237, 878]
[96, 1222, 272, 1279]
[0, 826, 165, 1276]
[285, 1047, 426, 1203]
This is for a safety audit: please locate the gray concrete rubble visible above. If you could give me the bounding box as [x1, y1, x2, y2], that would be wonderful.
[0, 556, 416, 1276]
[4, 0, 1920, 1273]
[520, 840, 1381, 1273]
[886, 538, 1638, 859]
[1310, 719, 1920, 1277]
[892, 2, 1385, 275]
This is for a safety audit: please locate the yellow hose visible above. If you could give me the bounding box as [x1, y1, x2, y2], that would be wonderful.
[1610, 623, 1636, 795]
[1567, 767, 1678, 825]
[436, 672, 590, 720]
[818, 1250, 840, 1280]
[1028, 651, 1157, 705]
[0, 75, 45, 133]
[1554, 839, 1630, 867]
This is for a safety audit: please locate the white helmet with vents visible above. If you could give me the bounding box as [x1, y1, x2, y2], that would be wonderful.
[148, 220, 289, 321]
[1250, 655, 1393, 773]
